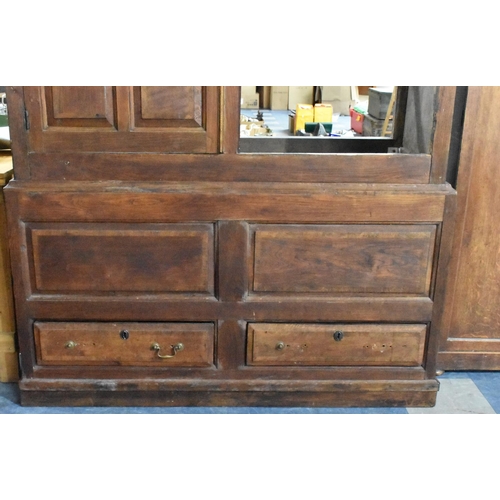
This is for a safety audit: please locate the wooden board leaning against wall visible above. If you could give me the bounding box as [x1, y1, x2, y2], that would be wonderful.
[437, 86, 500, 370]
[0, 152, 17, 382]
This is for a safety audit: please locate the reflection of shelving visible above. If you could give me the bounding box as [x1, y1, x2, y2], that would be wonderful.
[382, 87, 397, 137]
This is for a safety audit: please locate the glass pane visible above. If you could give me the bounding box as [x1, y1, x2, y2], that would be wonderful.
[239, 86, 401, 154]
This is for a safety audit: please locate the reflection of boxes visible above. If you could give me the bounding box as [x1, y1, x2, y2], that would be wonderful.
[295, 104, 314, 132]
[289, 86, 314, 109]
[368, 87, 393, 119]
[0, 93, 8, 128]
[350, 109, 365, 134]
[321, 86, 353, 115]
[270, 87, 289, 110]
[357, 86, 374, 96]
[362, 113, 385, 137]
[241, 87, 260, 109]
[314, 103, 333, 123]
[305, 122, 333, 133]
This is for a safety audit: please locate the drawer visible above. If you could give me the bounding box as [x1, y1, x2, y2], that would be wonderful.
[247, 323, 427, 367]
[34, 322, 214, 367]
[251, 224, 437, 295]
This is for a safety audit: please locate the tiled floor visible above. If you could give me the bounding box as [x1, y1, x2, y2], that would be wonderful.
[1, 371, 499, 413]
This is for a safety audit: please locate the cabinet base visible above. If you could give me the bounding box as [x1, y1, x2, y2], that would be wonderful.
[19, 378, 439, 407]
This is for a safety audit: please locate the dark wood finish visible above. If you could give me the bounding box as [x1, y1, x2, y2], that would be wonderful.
[430, 87, 457, 184]
[27, 223, 214, 294]
[4, 86, 458, 406]
[19, 378, 438, 407]
[403, 87, 438, 155]
[23, 297, 434, 323]
[437, 87, 500, 370]
[7, 181, 450, 223]
[134, 87, 202, 125]
[27, 152, 432, 184]
[34, 321, 214, 367]
[392, 86, 408, 147]
[251, 224, 436, 295]
[45, 86, 117, 128]
[425, 190, 457, 377]
[4, 87, 29, 179]
[247, 324, 427, 367]
[217, 221, 249, 301]
[23, 86, 221, 154]
[222, 86, 240, 154]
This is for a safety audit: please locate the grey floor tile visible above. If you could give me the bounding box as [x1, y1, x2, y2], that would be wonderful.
[437, 371, 473, 379]
[0, 382, 20, 404]
[467, 371, 500, 413]
[407, 378, 496, 414]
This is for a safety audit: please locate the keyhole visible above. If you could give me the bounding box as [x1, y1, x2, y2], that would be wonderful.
[333, 331, 344, 342]
[120, 330, 130, 340]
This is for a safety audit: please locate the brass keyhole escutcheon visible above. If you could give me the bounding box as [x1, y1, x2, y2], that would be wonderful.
[120, 330, 130, 340]
[333, 331, 344, 342]
[151, 342, 184, 359]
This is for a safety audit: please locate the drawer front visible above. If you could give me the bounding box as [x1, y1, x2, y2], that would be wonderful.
[251, 224, 437, 295]
[34, 322, 214, 367]
[247, 323, 427, 366]
[27, 223, 214, 294]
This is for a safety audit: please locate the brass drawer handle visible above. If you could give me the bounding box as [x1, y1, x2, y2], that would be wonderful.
[275, 341, 285, 350]
[151, 342, 184, 359]
[65, 340, 78, 349]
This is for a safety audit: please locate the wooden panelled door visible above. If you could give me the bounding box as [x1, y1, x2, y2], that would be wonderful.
[24, 86, 220, 153]
[437, 86, 500, 370]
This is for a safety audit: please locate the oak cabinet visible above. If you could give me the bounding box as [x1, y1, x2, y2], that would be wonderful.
[4, 86, 457, 407]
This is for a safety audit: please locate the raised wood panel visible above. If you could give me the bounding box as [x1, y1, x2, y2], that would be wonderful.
[24, 86, 220, 153]
[27, 223, 214, 294]
[45, 86, 117, 128]
[251, 225, 437, 295]
[247, 323, 427, 366]
[34, 322, 214, 367]
[441, 338, 500, 353]
[135, 86, 202, 126]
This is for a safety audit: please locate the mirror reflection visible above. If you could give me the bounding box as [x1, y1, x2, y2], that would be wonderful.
[240, 86, 396, 139]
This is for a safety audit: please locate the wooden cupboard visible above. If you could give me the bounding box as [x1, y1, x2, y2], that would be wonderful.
[4, 86, 457, 406]
[437, 86, 500, 370]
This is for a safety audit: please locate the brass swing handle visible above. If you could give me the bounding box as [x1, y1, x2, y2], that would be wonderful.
[151, 342, 184, 359]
